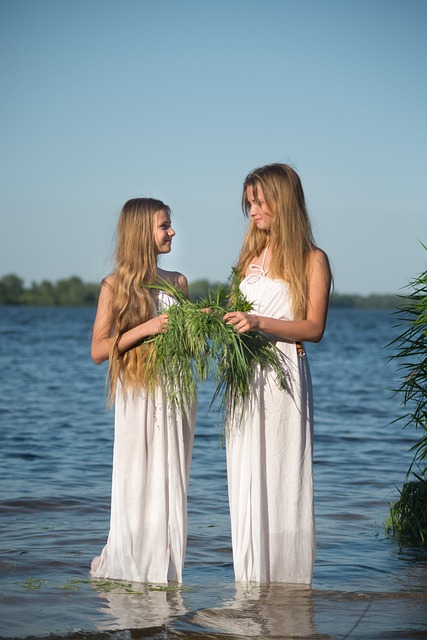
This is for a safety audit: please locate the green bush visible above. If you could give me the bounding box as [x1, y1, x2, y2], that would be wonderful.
[386, 476, 427, 547]
[386, 246, 427, 547]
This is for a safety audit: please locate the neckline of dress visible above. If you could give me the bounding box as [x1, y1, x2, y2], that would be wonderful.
[247, 244, 270, 279]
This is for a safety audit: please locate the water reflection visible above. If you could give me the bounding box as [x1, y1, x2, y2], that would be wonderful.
[95, 583, 186, 631]
[186, 585, 427, 640]
[188, 584, 318, 638]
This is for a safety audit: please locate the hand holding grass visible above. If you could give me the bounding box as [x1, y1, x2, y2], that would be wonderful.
[223, 310, 260, 333]
[146, 313, 170, 335]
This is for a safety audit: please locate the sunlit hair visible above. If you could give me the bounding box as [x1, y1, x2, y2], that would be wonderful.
[236, 163, 314, 320]
[107, 197, 170, 402]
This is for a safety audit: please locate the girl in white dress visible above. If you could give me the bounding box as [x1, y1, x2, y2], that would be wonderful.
[223, 164, 331, 584]
[90, 197, 196, 584]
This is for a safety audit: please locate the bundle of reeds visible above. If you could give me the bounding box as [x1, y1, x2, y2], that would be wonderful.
[143, 273, 289, 424]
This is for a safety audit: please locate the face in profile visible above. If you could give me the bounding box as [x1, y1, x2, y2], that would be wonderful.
[153, 209, 175, 255]
[246, 184, 272, 231]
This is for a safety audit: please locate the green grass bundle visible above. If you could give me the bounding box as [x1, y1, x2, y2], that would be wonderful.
[141, 281, 210, 410]
[200, 283, 289, 424]
[142, 274, 289, 422]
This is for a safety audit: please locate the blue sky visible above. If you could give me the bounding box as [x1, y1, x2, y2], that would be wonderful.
[1, 0, 426, 294]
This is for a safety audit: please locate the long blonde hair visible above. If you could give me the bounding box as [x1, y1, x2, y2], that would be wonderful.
[108, 197, 170, 401]
[236, 163, 314, 320]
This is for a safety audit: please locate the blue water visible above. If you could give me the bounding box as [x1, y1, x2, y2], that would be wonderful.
[0, 306, 426, 639]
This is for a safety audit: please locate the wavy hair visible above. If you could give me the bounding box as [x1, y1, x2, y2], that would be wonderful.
[236, 163, 315, 320]
[107, 197, 170, 402]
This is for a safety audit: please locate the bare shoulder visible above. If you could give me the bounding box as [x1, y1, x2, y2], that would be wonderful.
[93, 274, 115, 327]
[102, 274, 115, 288]
[157, 268, 189, 294]
[307, 248, 332, 294]
[308, 247, 331, 273]
[97, 274, 115, 300]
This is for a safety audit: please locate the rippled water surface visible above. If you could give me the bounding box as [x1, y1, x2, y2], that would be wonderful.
[0, 306, 426, 639]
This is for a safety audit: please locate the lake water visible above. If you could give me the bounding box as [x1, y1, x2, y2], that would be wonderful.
[0, 306, 426, 640]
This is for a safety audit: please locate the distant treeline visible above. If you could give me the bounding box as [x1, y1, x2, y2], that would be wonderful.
[0, 273, 401, 309]
[189, 279, 401, 309]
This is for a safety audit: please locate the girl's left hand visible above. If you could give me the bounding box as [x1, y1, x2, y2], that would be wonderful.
[223, 311, 259, 333]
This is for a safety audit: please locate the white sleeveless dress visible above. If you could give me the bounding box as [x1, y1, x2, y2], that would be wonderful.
[91, 291, 196, 584]
[226, 259, 315, 584]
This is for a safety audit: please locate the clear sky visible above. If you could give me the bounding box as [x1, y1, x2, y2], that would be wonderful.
[1, 0, 426, 294]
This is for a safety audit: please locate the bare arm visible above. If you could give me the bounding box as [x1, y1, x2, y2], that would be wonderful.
[90, 277, 169, 365]
[223, 249, 332, 343]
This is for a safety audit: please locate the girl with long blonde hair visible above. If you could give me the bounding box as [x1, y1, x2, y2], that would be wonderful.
[90, 197, 196, 584]
[224, 163, 331, 584]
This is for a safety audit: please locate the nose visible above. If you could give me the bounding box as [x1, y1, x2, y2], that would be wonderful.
[169, 227, 176, 237]
[249, 204, 259, 217]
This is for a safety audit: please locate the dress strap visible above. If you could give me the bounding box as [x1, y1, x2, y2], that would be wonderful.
[247, 244, 269, 282]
